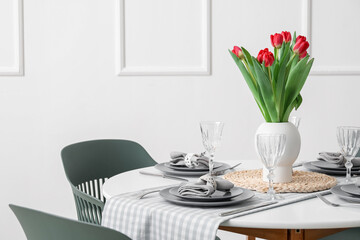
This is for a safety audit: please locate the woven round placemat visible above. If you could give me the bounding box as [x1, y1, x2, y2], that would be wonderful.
[224, 169, 337, 193]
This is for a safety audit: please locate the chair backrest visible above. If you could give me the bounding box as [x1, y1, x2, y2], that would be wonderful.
[61, 139, 157, 224]
[61, 139, 157, 186]
[9, 204, 131, 240]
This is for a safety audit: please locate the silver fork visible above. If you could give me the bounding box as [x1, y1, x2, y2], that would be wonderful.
[137, 189, 162, 199]
[136, 183, 186, 199]
[316, 194, 360, 207]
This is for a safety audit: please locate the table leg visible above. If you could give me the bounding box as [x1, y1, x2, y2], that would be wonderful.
[246, 236, 256, 240]
[289, 229, 304, 240]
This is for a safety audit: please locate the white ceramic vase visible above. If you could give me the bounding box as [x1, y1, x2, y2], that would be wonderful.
[255, 122, 301, 183]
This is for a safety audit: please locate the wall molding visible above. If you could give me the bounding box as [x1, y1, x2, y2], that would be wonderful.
[303, 0, 360, 75]
[115, 0, 211, 76]
[0, 0, 24, 76]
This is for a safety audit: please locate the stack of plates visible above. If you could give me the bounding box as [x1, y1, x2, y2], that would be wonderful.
[159, 186, 254, 207]
[155, 162, 231, 177]
[331, 184, 360, 203]
[303, 161, 360, 175]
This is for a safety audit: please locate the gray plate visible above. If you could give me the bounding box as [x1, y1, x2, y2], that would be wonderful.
[155, 163, 231, 177]
[311, 161, 360, 171]
[341, 184, 360, 196]
[331, 185, 360, 203]
[169, 187, 243, 202]
[160, 187, 254, 207]
[166, 162, 222, 171]
[303, 162, 360, 176]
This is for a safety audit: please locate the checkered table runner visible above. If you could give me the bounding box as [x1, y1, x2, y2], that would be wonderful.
[101, 187, 327, 240]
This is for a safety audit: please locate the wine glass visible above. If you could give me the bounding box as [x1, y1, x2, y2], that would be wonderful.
[200, 121, 224, 176]
[256, 134, 286, 200]
[289, 116, 301, 129]
[336, 126, 360, 183]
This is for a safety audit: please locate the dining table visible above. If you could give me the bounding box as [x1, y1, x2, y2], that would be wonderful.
[102, 160, 360, 240]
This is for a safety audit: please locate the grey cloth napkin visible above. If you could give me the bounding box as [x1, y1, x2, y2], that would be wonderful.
[318, 152, 360, 167]
[170, 151, 209, 168]
[178, 174, 234, 197]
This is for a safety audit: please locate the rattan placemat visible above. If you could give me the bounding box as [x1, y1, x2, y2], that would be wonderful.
[224, 169, 337, 193]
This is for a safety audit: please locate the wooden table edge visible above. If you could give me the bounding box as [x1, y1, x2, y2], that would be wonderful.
[218, 226, 348, 240]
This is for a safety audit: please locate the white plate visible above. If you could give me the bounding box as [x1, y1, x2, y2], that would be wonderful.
[331, 185, 360, 203]
[160, 187, 254, 207]
[169, 186, 243, 202]
[311, 161, 360, 171]
[303, 162, 360, 176]
[155, 162, 231, 177]
[341, 184, 360, 196]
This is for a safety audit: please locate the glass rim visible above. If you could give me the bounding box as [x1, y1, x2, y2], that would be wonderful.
[337, 126, 360, 130]
[199, 121, 224, 125]
[256, 133, 286, 137]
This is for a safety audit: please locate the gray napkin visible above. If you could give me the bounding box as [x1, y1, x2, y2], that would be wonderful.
[178, 174, 234, 197]
[318, 152, 360, 167]
[170, 151, 209, 168]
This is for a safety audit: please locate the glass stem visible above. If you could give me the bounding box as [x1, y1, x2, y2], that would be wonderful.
[209, 153, 214, 176]
[267, 168, 275, 200]
[345, 156, 353, 183]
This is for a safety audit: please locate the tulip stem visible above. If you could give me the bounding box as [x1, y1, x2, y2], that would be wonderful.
[243, 60, 257, 87]
[267, 67, 272, 84]
[288, 53, 296, 66]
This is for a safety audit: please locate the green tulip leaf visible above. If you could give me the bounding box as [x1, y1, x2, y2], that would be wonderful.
[283, 57, 313, 118]
[253, 57, 279, 122]
[294, 94, 303, 110]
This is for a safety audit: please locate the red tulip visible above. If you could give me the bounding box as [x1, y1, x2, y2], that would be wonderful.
[293, 35, 309, 56]
[270, 33, 283, 49]
[257, 48, 274, 67]
[281, 31, 292, 43]
[299, 51, 307, 60]
[232, 46, 244, 60]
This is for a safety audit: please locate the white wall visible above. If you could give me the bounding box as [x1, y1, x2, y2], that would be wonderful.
[1, 0, 360, 239]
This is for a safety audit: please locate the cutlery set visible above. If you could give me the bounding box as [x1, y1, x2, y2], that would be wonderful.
[316, 193, 360, 208]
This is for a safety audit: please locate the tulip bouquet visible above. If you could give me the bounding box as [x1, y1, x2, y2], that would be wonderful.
[230, 31, 314, 122]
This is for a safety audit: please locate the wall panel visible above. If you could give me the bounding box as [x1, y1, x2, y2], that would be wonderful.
[115, 0, 211, 75]
[0, 0, 23, 75]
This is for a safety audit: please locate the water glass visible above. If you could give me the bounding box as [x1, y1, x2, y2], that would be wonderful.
[200, 121, 224, 176]
[256, 134, 286, 200]
[337, 126, 360, 183]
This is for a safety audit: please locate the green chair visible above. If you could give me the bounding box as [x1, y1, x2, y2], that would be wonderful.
[320, 228, 360, 240]
[9, 204, 131, 240]
[61, 139, 157, 225]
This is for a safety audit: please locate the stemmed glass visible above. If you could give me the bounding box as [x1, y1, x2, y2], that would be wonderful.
[289, 116, 301, 129]
[256, 134, 286, 200]
[336, 126, 360, 183]
[200, 121, 224, 176]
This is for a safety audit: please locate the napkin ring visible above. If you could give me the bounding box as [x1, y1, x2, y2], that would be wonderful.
[184, 153, 198, 168]
[200, 174, 217, 190]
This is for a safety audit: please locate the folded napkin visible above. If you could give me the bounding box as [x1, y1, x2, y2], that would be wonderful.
[318, 152, 360, 167]
[178, 174, 234, 197]
[170, 151, 209, 168]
